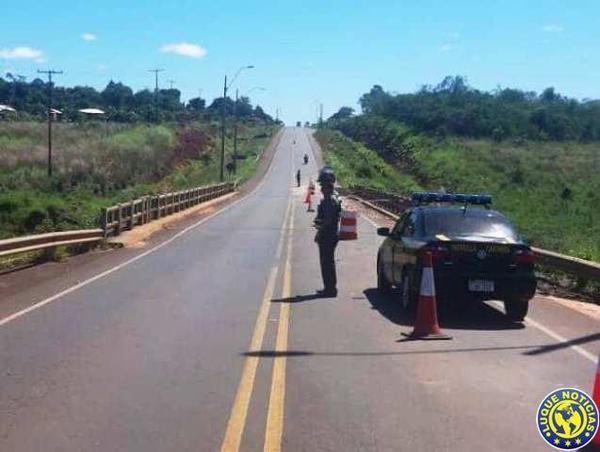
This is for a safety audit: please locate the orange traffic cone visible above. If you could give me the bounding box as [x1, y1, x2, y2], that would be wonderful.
[403, 252, 451, 340]
[305, 180, 315, 212]
[592, 355, 600, 447]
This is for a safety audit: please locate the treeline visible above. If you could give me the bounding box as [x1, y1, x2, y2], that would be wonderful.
[0, 75, 275, 123]
[333, 76, 600, 142]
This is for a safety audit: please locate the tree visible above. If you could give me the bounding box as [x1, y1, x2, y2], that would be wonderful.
[187, 97, 206, 112]
[328, 107, 354, 122]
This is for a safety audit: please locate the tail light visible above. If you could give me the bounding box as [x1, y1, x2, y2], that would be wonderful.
[419, 244, 451, 264]
[514, 248, 535, 265]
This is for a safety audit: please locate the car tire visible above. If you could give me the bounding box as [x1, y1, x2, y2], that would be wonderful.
[377, 257, 391, 294]
[401, 269, 416, 312]
[504, 298, 529, 322]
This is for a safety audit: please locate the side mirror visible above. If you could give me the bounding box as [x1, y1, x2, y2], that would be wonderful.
[377, 227, 390, 237]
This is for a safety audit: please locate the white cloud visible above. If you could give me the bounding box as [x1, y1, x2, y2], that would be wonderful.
[34, 57, 46, 63]
[0, 46, 43, 59]
[160, 42, 207, 59]
[441, 43, 453, 52]
[82, 33, 97, 41]
[542, 24, 563, 33]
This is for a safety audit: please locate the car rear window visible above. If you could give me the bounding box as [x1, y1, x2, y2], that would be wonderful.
[423, 209, 519, 241]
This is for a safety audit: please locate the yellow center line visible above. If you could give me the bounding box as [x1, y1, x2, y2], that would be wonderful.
[264, 203, 295, 452]
[220, 197, 292, 452]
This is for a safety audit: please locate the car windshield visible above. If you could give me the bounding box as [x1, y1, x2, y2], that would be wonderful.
[423, 209, 519, 241]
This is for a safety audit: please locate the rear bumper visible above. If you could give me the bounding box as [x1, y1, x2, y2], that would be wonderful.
[431, 267, 537, 303]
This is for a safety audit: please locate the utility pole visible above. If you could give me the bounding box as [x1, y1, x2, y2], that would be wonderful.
[319, 103, 323, 127]
[233, 88, 239, 174]
[148, 68, 164, 122]
[220, 65, 254, 181]
[38, 69, 63, 177]
[168, 79, 176, 90]
[220, 75, 228, 181]
[276, 108, 279, 123]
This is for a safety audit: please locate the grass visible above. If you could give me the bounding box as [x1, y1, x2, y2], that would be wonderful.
[315, 129, 421, 193]
[316, 126, 600, 262]
[0, 120, 278, 239]
[418, 138, 600, 261]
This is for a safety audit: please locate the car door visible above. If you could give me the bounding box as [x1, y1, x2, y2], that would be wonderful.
[381, 214, 407, 283]
[392, 210, 419, 285]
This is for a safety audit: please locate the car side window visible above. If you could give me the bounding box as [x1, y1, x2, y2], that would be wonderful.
[401, 212, 419, 237]
[392, 213, 408, 237]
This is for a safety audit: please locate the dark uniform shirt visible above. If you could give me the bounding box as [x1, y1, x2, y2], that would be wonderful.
[314, 195, 341, 243]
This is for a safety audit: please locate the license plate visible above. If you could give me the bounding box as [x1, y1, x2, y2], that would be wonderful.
[468, 279, 495, 292]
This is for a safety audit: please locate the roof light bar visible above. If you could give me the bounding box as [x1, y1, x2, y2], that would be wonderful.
[411, 192, 492, 205]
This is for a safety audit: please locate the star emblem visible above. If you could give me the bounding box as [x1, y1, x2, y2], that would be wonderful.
[565, 440, 571, 447]
[554, 438, 560, 445]
[576, 438, 582, 445]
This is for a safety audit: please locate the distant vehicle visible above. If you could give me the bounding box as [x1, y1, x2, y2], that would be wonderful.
[296, 121, 302, 127]
[376, 193, 536, 321]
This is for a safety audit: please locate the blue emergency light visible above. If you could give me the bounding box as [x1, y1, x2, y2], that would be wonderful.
[411, 192, 492, 205]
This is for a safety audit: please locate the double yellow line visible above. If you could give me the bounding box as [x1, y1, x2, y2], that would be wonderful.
[220, 196, 295, 452]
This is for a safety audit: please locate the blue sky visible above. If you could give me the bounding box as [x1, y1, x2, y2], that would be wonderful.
[2, 0, 600, 124]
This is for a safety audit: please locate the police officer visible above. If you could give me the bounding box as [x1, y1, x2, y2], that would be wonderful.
[313, 167, 341, 297]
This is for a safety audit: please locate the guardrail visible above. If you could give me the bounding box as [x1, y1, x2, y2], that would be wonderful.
[346, 190, 600, 281]
[101, 181, 236, 236]
[0, 229, 104, 258]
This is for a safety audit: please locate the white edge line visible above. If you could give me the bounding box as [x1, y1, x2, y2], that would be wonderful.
[0, 131, 283, 328]
[360, 210, 597, 365]
[525, 316, 597, 364]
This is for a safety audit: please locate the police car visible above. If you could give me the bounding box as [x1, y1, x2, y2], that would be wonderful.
[376, 192, 537, 321]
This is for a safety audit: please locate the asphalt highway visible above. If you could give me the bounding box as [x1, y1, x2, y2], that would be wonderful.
[1, 128, 599, 451]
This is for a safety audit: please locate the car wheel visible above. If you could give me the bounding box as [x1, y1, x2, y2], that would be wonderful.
[504, 298, 529, 322]
[377, 257, 391, 294]
[401, 270, 416, 312]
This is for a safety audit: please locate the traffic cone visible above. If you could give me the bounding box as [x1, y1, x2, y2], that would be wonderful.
[305, 182, 314, 212]
[592, 354, 600, 447]
[403, 252, 452, 340]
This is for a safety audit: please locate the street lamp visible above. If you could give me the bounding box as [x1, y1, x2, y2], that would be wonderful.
[220, 65, 254, 181]
[233, 86, 266, 174]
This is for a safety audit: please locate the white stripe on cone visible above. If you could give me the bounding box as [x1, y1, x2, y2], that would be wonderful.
[420, 266, 435, 297]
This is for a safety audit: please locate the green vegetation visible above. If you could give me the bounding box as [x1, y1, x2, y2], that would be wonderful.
[0, 121, 278, 239]
[318, 78, 600, 262]
[0, 77, 276, 124]
[356, 76, 600, 141]
[315, 129, 420, 193]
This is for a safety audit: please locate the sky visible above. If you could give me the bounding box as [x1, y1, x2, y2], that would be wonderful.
[2, 0, 600, 124]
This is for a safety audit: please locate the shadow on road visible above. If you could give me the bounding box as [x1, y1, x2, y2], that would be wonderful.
[524, 332, 600, 356]
[271, 293, 332, 304]
[363, 288, 525, 331]
[242, 343, 547, 358]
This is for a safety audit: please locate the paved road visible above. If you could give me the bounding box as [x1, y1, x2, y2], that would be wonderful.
[1, 128, 599, 451]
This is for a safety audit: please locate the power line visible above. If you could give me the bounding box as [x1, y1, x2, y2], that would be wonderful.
[37, 69, 63, 177]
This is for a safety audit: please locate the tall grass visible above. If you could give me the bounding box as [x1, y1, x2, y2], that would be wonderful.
[0, 121, 277, 238]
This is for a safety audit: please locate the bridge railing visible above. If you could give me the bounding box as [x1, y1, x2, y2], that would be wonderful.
[101, 181, 236, 237]
[0, 181, 237, 258]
